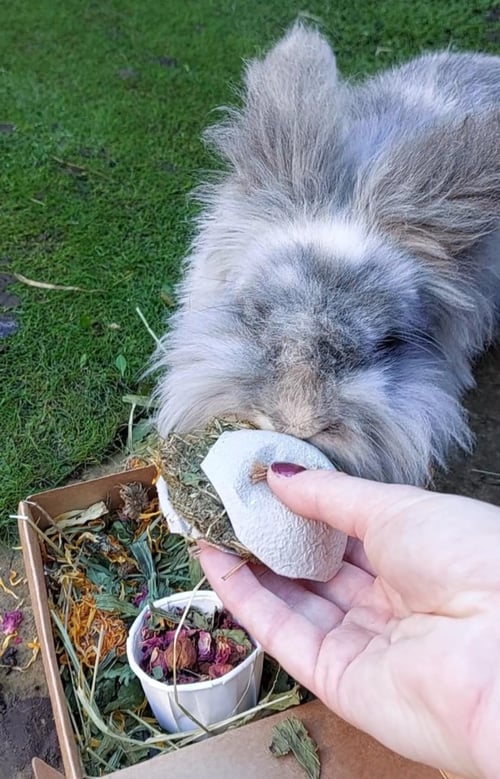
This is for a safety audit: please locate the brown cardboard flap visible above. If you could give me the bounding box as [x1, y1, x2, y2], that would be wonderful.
[25, 465, 157, 529]
[32, 757, 66, 779]
[106, 699, 439, 779]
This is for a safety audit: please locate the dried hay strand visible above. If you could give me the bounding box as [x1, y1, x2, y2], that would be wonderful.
[158, 418, 258, 557]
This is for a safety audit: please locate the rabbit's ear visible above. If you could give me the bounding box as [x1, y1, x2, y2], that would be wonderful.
[355, 111, 500, 266]
[204, 23, 345, 204]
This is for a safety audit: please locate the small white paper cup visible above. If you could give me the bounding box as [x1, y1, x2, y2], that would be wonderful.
[126, 590, 264, 733]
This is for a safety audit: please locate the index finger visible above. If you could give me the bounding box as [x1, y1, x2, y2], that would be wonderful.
[267, 468, 430, 540]
[267, 467, 500, 613]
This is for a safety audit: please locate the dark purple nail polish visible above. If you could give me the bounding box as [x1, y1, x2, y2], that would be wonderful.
[270, 462, 307, 477]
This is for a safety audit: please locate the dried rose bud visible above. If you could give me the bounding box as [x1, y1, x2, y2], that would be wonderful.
[220, 612, 241, 630]
[208, 663, 234, 679]
[176, 672, 199, 684]
[214, 635, 232, 665]
[1, 610, 23, 635]
[197, 631, 213, 662]
[165, 636, 197, 671]
[229, 641, 248, 664]
[141, 627, 187, 654]
[148, 646, 168, 677]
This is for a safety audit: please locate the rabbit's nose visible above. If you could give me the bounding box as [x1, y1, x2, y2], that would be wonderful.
[248, 411, 321, 439]
[273, 415, 322, 440]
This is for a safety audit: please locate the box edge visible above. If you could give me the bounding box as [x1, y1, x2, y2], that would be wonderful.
[18, 500, 85, 779]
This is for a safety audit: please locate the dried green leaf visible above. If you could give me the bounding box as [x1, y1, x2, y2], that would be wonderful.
[54, 500, 108, 528]
[270, 717, 320, 779]
[103, 677, 145, 713]
[148, 603, 213, 632]
[131, 418, 155, 445]
[179, 470, 203, 487]
[264, 685, 301, 711]
[94, 594, 140, 619]
[188, 555, 204, 589]
[85, 562, 120, 593]
[151, 666, 164, 681]
[189, 607, 212, 630]
[98, 661, 136, 686]
[131, 536, 158, 599]
[109, 519, 134, 545]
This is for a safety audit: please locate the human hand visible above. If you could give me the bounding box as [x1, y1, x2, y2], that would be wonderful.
[199, 466, 500, 778]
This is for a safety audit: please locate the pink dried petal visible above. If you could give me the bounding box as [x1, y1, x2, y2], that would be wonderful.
[140, 628, 187, 656]
[175, 672, 199, 684]
[229, 642, 248, 663]
[132, 586, 148, 607]
[214, 635, 232, 665]
[1, 610, 23, 635]
[164, 628, 188, 644]
[164, 636, 197, 671]
[147, 646, 169, 676]
[197, 631, 212, 662]
[208, 663, 234, 679]
[220, 611, 241, 630]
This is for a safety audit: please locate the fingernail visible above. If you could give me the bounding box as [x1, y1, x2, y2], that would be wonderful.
[270, 462, 307, 477]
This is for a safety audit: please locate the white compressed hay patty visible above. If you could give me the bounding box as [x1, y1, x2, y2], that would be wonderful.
[201, 430, 347, 581]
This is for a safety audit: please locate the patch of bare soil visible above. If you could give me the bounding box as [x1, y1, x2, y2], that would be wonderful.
[0, 546, 62, 779]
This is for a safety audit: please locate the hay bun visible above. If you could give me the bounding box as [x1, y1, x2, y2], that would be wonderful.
[201, 430, 347, 581]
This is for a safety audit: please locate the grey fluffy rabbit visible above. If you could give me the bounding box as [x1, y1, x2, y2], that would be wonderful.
[151, 24, 500, 485]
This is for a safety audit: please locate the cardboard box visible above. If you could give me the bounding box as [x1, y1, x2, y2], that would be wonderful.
[19, 467, 451, 779]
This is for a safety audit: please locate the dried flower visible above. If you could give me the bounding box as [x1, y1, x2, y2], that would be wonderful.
[119, 483, 150, 521]
[197, 631, 212, 662]
[138, 605, 254, 684]
[67, 594, 127, 667]
[164, 636, 197, 671]
[209, 663, 234, 679]
[1, 610, 23, 635]
[149, 647, 169, 678]
[214, 635, 232, 665]
[132, 585, 148, 607]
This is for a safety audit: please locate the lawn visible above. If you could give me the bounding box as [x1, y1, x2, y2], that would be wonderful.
[1, 0, 498, 535]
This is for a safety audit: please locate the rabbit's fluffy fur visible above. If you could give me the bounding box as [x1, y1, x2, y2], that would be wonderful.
[152, 24, 500, 485]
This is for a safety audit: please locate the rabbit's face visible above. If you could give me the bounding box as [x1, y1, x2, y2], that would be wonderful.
[156, 243, 469, 485]
[230, 245, 452, 484]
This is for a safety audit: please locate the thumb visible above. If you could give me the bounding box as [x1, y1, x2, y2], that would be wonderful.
[266, 464, 431, 541]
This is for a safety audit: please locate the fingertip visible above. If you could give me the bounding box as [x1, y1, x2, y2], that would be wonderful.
[267, 464, 347, 503]
[267, 465, 351, 525]
[269, 462, 307, 477]
[266, 465, 423, 540]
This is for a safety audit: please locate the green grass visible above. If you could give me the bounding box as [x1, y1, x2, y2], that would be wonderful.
[1, 0, 498, 534]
